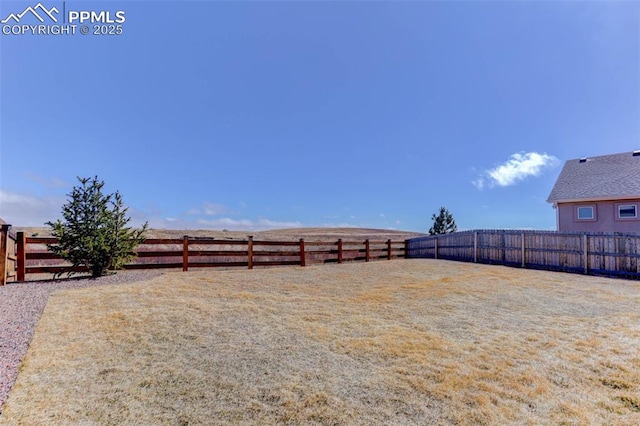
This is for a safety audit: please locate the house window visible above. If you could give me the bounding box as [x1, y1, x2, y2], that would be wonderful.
[577, 206, 594, 220]
[618, 205, 637, 219]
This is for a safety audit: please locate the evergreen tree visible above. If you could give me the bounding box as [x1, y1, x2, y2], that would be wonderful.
[46, 176, 147, 277]
[429, 207, 457, 235]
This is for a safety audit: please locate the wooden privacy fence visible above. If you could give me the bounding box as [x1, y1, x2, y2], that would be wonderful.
[7, 232, 407, 283]
[407, 230, 640, 279]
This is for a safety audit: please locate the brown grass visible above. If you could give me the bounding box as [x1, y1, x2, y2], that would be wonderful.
[2, 260, 639, 425]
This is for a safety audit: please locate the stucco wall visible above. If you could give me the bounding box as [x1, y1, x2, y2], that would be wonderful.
[557, 199, 640, 233]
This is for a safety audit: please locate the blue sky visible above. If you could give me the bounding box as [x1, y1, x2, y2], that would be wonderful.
[1, 0, 638, 232]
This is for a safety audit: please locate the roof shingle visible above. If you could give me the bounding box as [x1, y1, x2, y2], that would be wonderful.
[547, 151, 640, 203]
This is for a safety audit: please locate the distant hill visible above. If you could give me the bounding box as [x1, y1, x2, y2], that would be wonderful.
[16, 227, 425, 242]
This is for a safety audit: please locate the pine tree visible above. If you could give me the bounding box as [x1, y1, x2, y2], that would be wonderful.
[46, 176, 147, 277]
[428, 207, 457, 235]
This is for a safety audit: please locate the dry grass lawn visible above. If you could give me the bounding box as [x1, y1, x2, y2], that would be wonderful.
[2, 259, 639, 425]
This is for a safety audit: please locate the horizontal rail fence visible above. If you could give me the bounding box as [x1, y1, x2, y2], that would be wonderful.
[14, 232, 407, 281]
[407, 230, 640, 279]
[1, 224, 18, 285]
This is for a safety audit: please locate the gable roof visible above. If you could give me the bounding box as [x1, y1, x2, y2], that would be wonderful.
[547, 151, 640, 203]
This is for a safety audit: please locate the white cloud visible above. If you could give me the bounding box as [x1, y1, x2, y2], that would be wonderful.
[95, 215, 303, 231]
[0, 190, 302, 232]
[471, 178, 484, 190]
[0, 190, 64, 226]
[25, 172, 69, 189]
[473, 152, 559, 189]
[129, 213, 305, 231]
[196, 217, 303, 231]
[186, 202, 229, 216]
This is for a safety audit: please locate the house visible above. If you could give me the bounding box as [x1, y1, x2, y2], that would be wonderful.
[547, 151, 640, 233]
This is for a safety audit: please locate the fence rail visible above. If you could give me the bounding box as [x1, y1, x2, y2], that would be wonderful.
[407, 230, 640, 279]
[8, 232, 408, 283]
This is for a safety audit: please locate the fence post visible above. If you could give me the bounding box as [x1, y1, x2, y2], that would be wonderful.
[473, 232, 478, 263]
[583, 234, 588, 274]
[299, 238, 306, 267]
[404, 239, 409, 259]
[0, 224, 10, 286]
[16, 231, 26, 282]
[337, 239, 343, 264]
[365, 239, 370, 262]
[434, 237, 438, 260]
[521, 231, 526, 268]
[387, 239, 392, 260]
[182, 235, 189, 272]
[247, 236, 254, 269]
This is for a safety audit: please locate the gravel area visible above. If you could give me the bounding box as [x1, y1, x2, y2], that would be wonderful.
[0, 270, 163, 414]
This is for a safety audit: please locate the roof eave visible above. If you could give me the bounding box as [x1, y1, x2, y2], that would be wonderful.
[548, 195, 640, 204]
